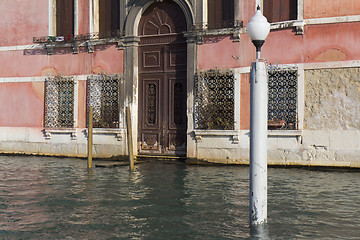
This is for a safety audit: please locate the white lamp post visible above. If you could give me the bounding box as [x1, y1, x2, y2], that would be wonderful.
[247, 6, 270, 225]
[247, 6, 271, 60]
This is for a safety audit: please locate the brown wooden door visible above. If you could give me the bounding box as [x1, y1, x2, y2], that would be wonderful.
[138, 1, 187, 156]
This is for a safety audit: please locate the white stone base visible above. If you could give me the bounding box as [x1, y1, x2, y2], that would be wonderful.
[1, 127, 360, 168]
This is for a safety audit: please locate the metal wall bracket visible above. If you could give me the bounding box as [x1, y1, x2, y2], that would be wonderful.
[87, 42, 94, 53]
[45, 44, 54, 55]
[72, 43, 79, 54]
[195, 135, 202, 143]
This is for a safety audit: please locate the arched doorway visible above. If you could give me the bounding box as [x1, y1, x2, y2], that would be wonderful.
[138, 0, 187, 156]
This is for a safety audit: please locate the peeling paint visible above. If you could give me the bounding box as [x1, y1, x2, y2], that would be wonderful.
[315, 49, 347, 62]
[304, 68, 360, 130]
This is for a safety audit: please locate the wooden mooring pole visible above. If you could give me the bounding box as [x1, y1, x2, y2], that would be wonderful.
[126, 106, 135, 171]
[88, 106, 93, 169]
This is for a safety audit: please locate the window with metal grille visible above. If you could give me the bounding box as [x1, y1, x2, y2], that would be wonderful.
[263, 0, 298, 23]
[44, 76, 75, 128]
[207, 0, 235, 29]
[268, 66, 298, 130]
[87, 74, 120, 128]
[194, 69, 234, 130]
[99, 0, 120, 38]
[56, 0, 74, 37]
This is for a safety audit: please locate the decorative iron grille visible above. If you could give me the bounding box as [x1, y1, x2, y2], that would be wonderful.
[146, 83, 157, 125]
[268, 65, 298, 130]
[194, 69, 234, 130]
[173, 82, 184, 126]
[44, 76, 75, 128]
[87, 74, 120, 128]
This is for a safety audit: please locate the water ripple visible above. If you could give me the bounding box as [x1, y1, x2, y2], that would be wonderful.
[1, 157, 360, 239]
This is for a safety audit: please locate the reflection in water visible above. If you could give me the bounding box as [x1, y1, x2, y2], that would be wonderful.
[131, 163, 190, 239]
[0, 157, 52, 232]
[268, 168, 360, 240]
[0, 156, 360, 239]
[250, 224, 270, 240]
[183, 166, 250, 239]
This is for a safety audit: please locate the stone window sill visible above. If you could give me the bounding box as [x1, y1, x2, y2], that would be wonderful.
[268, 130, 302, 137]
[43, 128, 77, 140]
[193, 130, 240, 144]
[43, 128, 125, 141]
[85, 128, 125, 141]
[268, 130, 302, 143]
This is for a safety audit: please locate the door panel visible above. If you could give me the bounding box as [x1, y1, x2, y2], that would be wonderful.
[167, 76, 187, 153]
[140, 47, 164, 73]
[166, 45, 187, 72]
[168, 76, 186, 130]
[142, 78, 161, 130]
[138, 1, 187, 156]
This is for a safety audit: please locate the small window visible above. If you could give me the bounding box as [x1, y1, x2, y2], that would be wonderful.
[45, 76, 75, 128]
[56, 0, 74, 37]
[208, 0, 234, 29]
[263, 0, 297, 23]
[195, 69, 234, 130]
[99, 0, 120, 38]
[87, 74, 120, 128]
[268, 66, 298, 130]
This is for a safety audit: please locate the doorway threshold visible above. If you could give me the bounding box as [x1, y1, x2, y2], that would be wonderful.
[136, 155, 186, 162]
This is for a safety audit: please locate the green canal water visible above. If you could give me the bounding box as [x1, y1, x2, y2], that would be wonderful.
[0, 156, 359, 239]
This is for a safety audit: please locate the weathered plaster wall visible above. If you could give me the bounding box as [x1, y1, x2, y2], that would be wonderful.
[0, 0, 92, 46]
[197, 35, 254, 70]
[0, 0, 48, 46]
[263, 22, 360, 65]
[91, 45, 124, 74]
[0, 46, 124, 78]
[304, 67, 360, 130]
[304, 0, 360, 19]
[239, 0, 256, 26]
[0, 82, 44, 127]
[240, 73, 250, 130]
[78, 0, 90, 35]
[301, 23, 359, 63]
[198, 22, 360, 70]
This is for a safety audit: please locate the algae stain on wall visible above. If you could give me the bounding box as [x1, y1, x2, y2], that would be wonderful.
[304, 67, 360, 130]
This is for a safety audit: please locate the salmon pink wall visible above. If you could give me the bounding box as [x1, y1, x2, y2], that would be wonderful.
[262, 29, 305, 64]
[0, 46, 124, 78]
[0, 0, 92, 47]
[197, 35, 254, 70]
[92, 45, 124, 74]
[262, 22, 360, 65]
[302, 23, 360, 63]
[304, 0, 360, 19]
[239, 0, 256, 26]
[78, 0, 90, 34]
[0, 0, 48, 46]
[199, 22, 360, 71]
[240, 73, 250, 130]
[0, 82, 44, 127]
